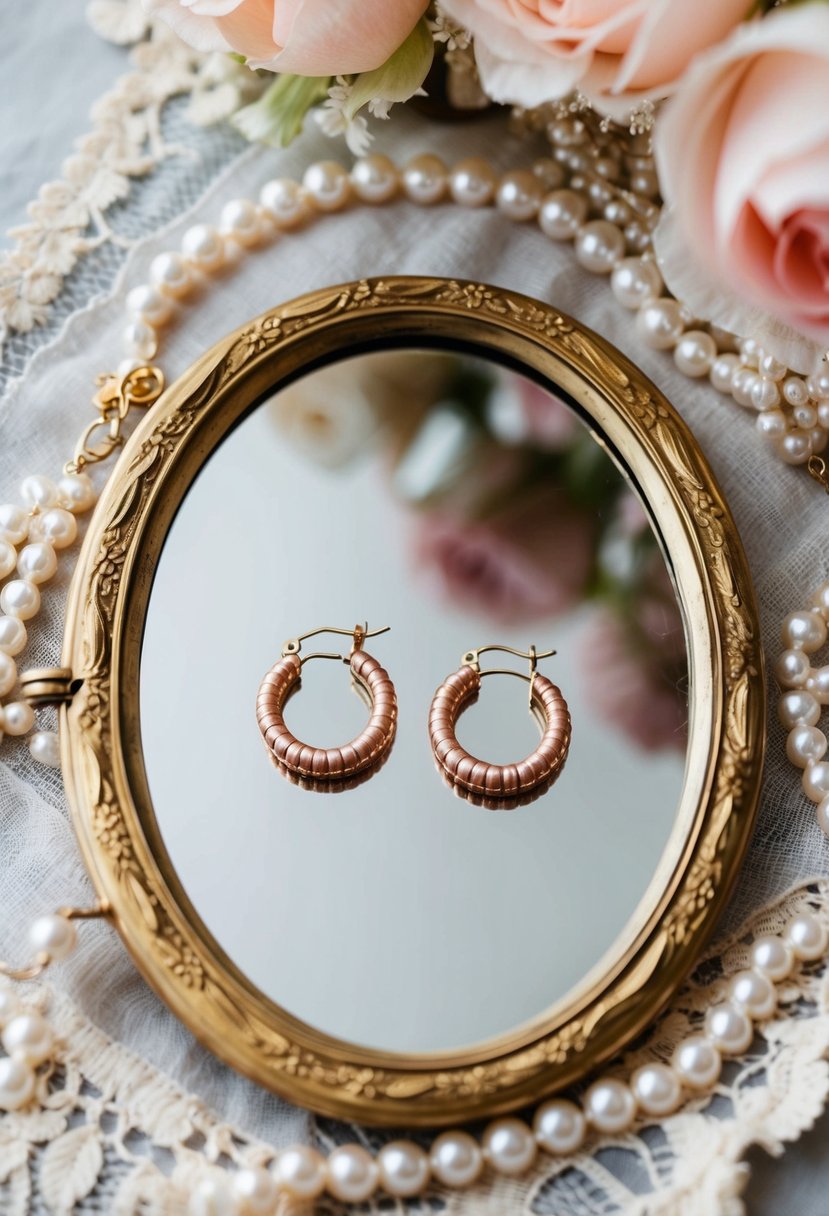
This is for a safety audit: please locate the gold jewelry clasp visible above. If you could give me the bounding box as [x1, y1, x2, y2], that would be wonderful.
[461, 643, 556, 704]
[282, 623, 391, 666]
[808, 454, 829, 495]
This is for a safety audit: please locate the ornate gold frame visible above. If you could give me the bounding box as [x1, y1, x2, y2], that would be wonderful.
[60, 277, 764, 1127]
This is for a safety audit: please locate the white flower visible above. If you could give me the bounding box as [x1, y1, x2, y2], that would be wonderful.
[429, 7, 470, 52]
[313, 77, 373, 156]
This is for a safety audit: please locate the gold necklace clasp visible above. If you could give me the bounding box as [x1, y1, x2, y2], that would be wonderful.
[808, 454, 829, 495]
[65, 365, 165, 476]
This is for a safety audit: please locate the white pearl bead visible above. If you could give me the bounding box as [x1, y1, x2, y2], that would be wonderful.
[28, 507, 77, 550]
[0, 988, 21, 1027]
[0, 1056, 35, 1111]
[538, 189, 588, 240]
[817, 796, 829, 838]
[778, 430, 813, 465]
[811, 426, 829, 454]
[496, 169, 542, 220]
[636, 298, 685, 350]
[231, 1166, 277, 1212]
[804, 759, 829, 803]
[782, 610, 827, 653]
[3, 1011, 53, 1065]
[779, 689, 820, 728]
[812, 582, 829, 619]
[302, 161, 351, 212]
[17, 542, 57, 585]
[0, 503, 29, 546]
[819, 401, 829, 429]
[123, 319, 158, 361]
[259, 178, 310, 228]
[574, 220, 624, 274]
[126, 284, 173, 327]
[782, 375, 810, 407]
[28, 914, 77, 962]
[729, 969, 777, 1018]
[610, 257, 662, 309]
[756, 409, 787, 439]
[807, 370, 829, 399]
[377, 1140, 430, 1197]
[751, 934, 794, 981]
[674, 330, 716, 378]
[57, 472, 96, 514]
[449, 157, 497, 207]
[584, 1077, 636, 1133]
[793, 402, 818, 430]
[326, 1145, 378, 1204]
[533, 157, 565, 190]
[533, 1098, 586, 1154]
[182, 224, 226, 272]
[785, 912, 828, 961]
[0, 539, 15, 579]
[740, 338, 762, 367]
[402, 154, 448, 205]
[20, 475, 57, 511]
[430, 1130, 483, 1188]
[751, 376, 781, 410]
[759, 353, 786, 380]
[29, 730, 60, 768]
[630, 1062, 681, 1116]
[189, 1176, 237, 1216]
[786, 724, 827, 768]
[671, 1036, 721, 1089]
[604, 198, 632, 225]
[710, 353, 740, 393]
[482, 1117, 537, 1175]
[775, 648, 811, 688]
[0, 579, 40, 620]
[275, 1146, 327, 1199]
[0, 652, 16, 697]
[0, 616, 27, 656]
[351, 154, 398, 204]
[704, 1003, 753, 1054]
[2, 701, 34, 736]
[731, 367, 759, 407]
[150, 251, 192, 298]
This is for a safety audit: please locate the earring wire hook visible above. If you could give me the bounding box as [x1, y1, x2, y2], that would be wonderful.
[282, 623, 391, 666]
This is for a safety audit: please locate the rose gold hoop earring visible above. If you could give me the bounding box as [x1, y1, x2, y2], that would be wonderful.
[256, 624, 397, 783]
[428, 644, 571, 798]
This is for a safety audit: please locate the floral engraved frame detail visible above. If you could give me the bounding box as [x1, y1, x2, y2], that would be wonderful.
[60, 277, 765, 1127]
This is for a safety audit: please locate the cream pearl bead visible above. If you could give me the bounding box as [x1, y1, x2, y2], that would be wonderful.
[0, 652, 16, 697]
[377, 1140, 430, 1197]
[808, 370, 829, 399]
[496, 169, 542, 220]
[817, 796, 829, 838]
[538, 189, 588, 240]
[782, 375, 810, 407]
[751, 934, 794, 981]
[28, 913, 77, 962]
[731, 367, 759, 407]
[182, 223, 226, 271]
[20, 475, 57, 512]
[259, 177, 310, 228]
[671, 1036, 721, 1090]
[786, 724, 827, 769]
[729, 969, 777, 1019]
[0, 579, 40, 620]
[775, 648, 811, 688]
[149, 251, 192, 298]
[759, 353, 786, 380]
[0, 1056, 35, 1111]
[0, 616, 27, 656]
[704, 1003, 753, 1055]
[782, 610, 827, 653]
[326, 1145, 378, 1203]
[29, 507, 77, 550]
[231, 1166, 277, 1213]
[303, 161, 351, 212]
[189, 1176, 236, 1216]
[574, 220, 624, 274]
[57, 472, 96, 514]
[751, 377, 781, 411]
[0, 539, 15, 580]
[804, 759, 829, 803]
[757, 410, 787, 440]
[778, 430, 813, 465]
[351, 154, 398, 204]
[785, 912, 828, 961]
[532, 157, 565, 190]
[812, 427, 829, 454]
[449, 157, 497, 207]
[126, 284, 173, 327]
[29, 730, 60, 768]
[482, 1117, 537, 1176]
[274, 1145, 327, 1200]
[636, 299, 684, 350]
[779, 689, 820, 728]
[123, 319, 158, 361]
[793, 402, 818, 430]
[3, 1011, 54, 1065]
[430, 1130, 483, 1188]
[0, 503, 29, 545]
[220, 198, 261, 246]
[533, 1098, 586, 1154]
[819, 401, 829, 429]
[812, 582, 829, 619]
[0, 988, 21, 1027]
[17, 542, 57, 585]
[674, 330, 716, 378]
[610, 257, 662, 310]
[710, 353, 740, 394]
[2, 701, 34, 736]
[630, 1063, 682, 1117]
[584, 1078, 636, 1133]
[402, 154, 448, 205]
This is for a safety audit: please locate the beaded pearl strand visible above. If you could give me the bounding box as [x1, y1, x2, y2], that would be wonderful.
[776, 584, 829, 837]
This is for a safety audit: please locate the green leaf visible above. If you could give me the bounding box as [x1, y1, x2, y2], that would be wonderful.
[344, 18, 434, 119]
[232, 74, 331, 147]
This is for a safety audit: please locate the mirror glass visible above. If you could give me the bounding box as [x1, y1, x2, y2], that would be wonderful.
[140, 349, 689, 1055]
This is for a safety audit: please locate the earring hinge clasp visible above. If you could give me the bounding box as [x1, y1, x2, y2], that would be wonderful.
[462, 643, 556, 705]
[282, 623, 391, 665]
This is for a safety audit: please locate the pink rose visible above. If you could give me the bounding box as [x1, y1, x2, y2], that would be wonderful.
[654, 7, 829, 367]
[412, 487, 594, 624]
[145, 0, 429, 74]
[441, 0, 749, 116]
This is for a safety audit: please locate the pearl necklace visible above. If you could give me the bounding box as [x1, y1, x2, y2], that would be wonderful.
[776, 586, 829, 839]
[1, 146, 829, 1209]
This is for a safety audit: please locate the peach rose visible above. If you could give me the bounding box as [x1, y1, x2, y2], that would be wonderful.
[654, 6, 829, 367]
[441, 0, 750, 116]
[145, 0, 429, 74]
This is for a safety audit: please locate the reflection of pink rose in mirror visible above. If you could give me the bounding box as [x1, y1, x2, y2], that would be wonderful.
[412, 487, 594, 624]
[487, 372, 578, 450]
[615, 488, 650, 538]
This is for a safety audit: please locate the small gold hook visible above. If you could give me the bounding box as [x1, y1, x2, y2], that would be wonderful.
[282, 623, 391, 663]
[808, 454, 829, 495]
[461, 643, 556, 705]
